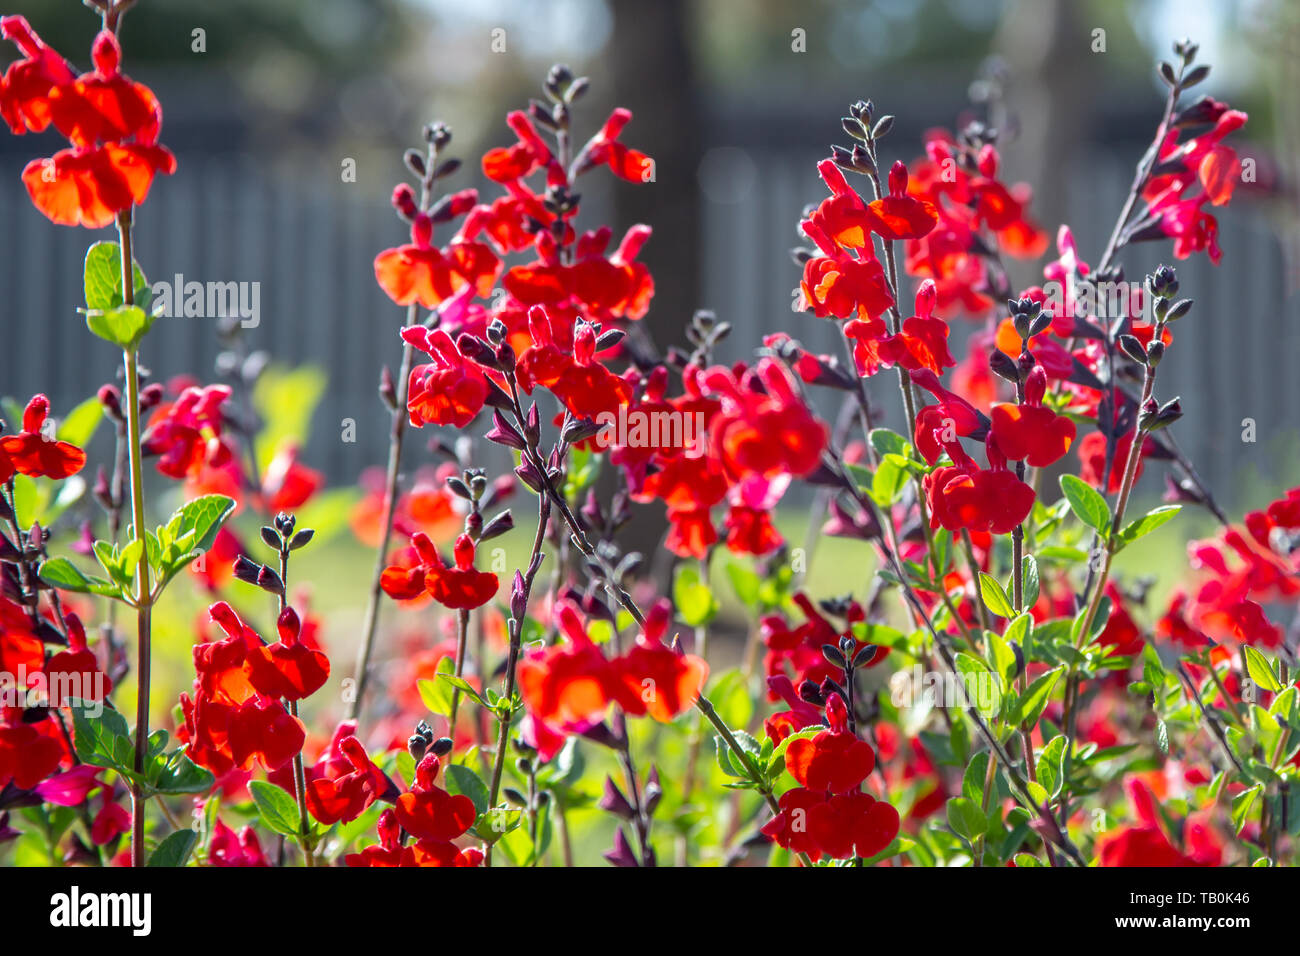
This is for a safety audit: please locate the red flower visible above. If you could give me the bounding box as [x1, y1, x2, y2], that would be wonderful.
[519, 601, 618, 728]
[482, 110, 561, 184]
[43, 613, 111, 705]
[2, 25, 176, 228]
[394, 753, 477, 843]
[381, 532, 499, 610]
[0, 16, 75, 134]
[374, 212, 500, 308]
[784, 695, 876, 792]
[867, 161, 938, 240]
[761, 788, 900, 862]
[910, 369, 982, 465]
[0, 721, 64, 790]
[988, 366, 1076, 467]
[799, 245, 894, 321]
[268, 722, 392, 826]
[141, 384, 233, 480]
[402, 326, 489, 429]
[1077, 429, 1148, 494]
[208, 819, 268, 867]
[611, 601, 708, 722]
[245, 607, 330, 702]
[701, 359, 828, 482]
[0, 394, 87, 480]
[578, 108, 653, 182]
[346, 807, 483, 868]
[925, 439, 1035, 535]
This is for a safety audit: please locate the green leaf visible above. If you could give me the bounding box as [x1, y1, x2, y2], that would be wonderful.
[962, 751, 991, 805]
[249, 780, 303, 837]
[147, 829, 198, 868]
[150, 750, 214, 795]
[1009, 667, 1063, 728]
[69, 700, 135, 773]
[946, 796, 987, 841]
[37, 557, 120, 598]
[85, 304, 154, 351]
[417, 658, 457, 717]
[978, 572, 1015, 619]
[444, 764, 490, 817]
[1231, 786, 1262, 834]
[868, 427, 911, 460]
[870, 455, 909, 506]
[435, 671, 488, 709]
[169, 494, 237, 554]
[1059, 474, 1111, 535]
[1155, 718, 1170, 756]
[1243, 646, 1282, 694]
[1117, 505, 1181, 549]
[1021, 555, 1040, 608]
[673, 563, 718, 628]
[1037, 735, 1067, 799]
[955, 652, 1001, 717]
[724, 561, 762, 608]
[84, 240, 148, 312]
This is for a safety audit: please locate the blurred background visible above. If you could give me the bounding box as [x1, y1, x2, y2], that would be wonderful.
[1, 0, 1297, 526]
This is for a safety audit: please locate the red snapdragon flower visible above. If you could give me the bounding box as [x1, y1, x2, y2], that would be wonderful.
[867, 160, 938, 240]
[611, 600, 708, 722]
[988, 366, 1076, 467]
[402, 326, 489, 429]
[700, 358, 828, 482]
[924, 437, 1035, 535]
[784, 695, 876, 792]
[380, 532, 499, 610]
[141, 384, 233, 480]
[346, 806, 483, 868]
[244, 607, 330, 702]
[268, 721, 393, 826]
[394, 753, 478, 844]
[208, 819, 269, 867]
[374, 211, 500, 309]
[0, 394, 86, 480]
[1, 21, 176, 228]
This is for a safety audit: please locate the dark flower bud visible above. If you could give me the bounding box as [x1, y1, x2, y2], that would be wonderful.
[455, 333, 499, 370]
[524, 403, 541, 446]
[423, 122, 451, 148]
[138, 383, 164, 412]
[510, 570, 529, 622]
[595, 328, 625, 351]
[404, 150, 427, 178]
[797, 679, 825, 706]
[446, 475, 472, 500]
[232, 555, 261, 587]
[274, 512, 296, 537]
[1117, 334, 1147, 364]
[989, 348, 1019, 383]
[407, 721, 433, 762]
[514, 460, 544, 494]
[257, 564, 284, 596]
[486, 411, 526, 451]
[485, 318, 508, 345]
[97, 384, 123, 421]
[480, 510, 513, 541]
[598, 777, 636, 819]
[1147, 265, 1178, 299]
[493, 340, 516, 372]
[562, 417, 601, 445]
[430, 735, 454, 757]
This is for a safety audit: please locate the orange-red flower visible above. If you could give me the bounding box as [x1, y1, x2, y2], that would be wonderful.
[0, 394, 86, 480]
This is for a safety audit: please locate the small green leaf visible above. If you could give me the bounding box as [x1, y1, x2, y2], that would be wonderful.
[1117, 505, 1181, 548]
[249, 780, 303, 837]
[1021, 555, 1040, 608]
[673, 563, 718, 628]
[85, 304, 154, 350]
[978, 572, 1015, 619]
[37, 557, 120, 598]
[1242, 646, 1282, 693]
[84, 240, 148, 312]
[68, 699, 135, 774]
[1231, 785, 1262, 834]
[946, 796, 987, 841]
[1037, 735, 1067, 799]
[1059, 474, 1111, 535]
[1009, 667, 1063, 728]
[147, 829, 198, 868]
